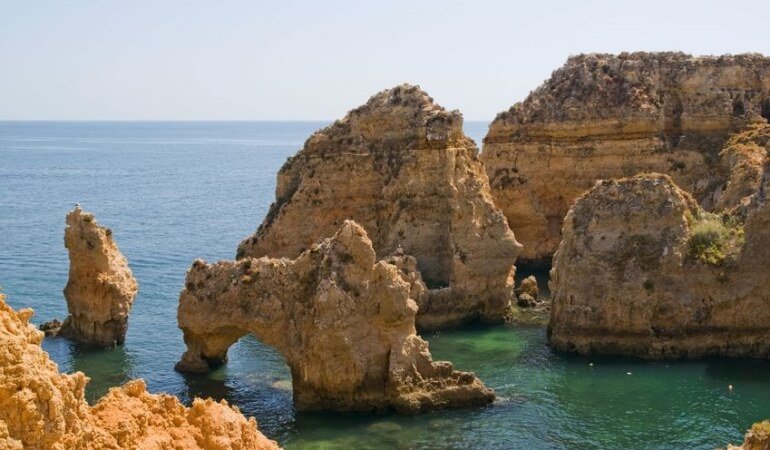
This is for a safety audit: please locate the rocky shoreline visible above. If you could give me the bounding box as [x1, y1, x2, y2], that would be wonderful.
[1, 51, 768, 448]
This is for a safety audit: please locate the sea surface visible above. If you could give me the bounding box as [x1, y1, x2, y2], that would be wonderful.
[0, 121, 768, 449]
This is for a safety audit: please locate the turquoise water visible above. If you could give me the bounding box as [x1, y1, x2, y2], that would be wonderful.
[0, 121, 767, 449]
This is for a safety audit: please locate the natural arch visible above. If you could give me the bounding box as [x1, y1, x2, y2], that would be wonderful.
[175, 221, 494, 413]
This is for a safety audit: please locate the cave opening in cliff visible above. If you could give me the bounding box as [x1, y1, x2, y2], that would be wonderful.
[732, 98, 745, 117]
[761, 99, 770, 122]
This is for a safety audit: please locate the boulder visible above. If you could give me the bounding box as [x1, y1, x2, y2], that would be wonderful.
[549, 166, 770, 358]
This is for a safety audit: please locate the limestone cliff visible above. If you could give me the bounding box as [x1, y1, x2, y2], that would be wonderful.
[237, 84, 521, 329]
[549, 170, 770, 358]
[483, 52, 770, 264]
[178, 221, 495, 413]
[61, 207, 138, 346]
[0, 293, 279, 450]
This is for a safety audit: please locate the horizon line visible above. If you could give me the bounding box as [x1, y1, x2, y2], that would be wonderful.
[0, 118, 494, 123]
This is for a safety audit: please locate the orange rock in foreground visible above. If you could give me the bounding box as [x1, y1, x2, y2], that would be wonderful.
[0, 293, 280, 450]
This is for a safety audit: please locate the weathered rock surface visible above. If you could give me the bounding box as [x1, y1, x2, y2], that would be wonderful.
[483, 52, 770, 264]
[178, 220, 495, 413]
[60, 207, 138, 346]
[549, 169, 770, 358]
[727, 421, 770, 450]
[515, 275, 539, 308]
[237, 84, 521, 329]
[0, 293, 279, 450]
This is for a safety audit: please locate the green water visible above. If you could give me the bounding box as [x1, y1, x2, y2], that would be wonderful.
[278, 325, 769, 449]
[4, 122, 767, 449]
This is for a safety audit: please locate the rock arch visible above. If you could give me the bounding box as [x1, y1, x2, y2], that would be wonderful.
[176, 221, 494, 413]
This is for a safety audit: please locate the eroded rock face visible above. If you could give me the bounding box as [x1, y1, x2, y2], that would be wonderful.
[61, 207, 138, 346]
[237, 84, 521, 329]
[178, 221, 494, 413]
[0, 293, 279, 450]
[483, 52, 770, 264]
[549, 170, 770, 358]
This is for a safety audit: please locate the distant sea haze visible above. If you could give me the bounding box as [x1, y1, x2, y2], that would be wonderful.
[0, 121, 766, 449]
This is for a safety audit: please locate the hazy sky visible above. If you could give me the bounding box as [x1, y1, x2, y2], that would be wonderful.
[1, 0, 768, 121]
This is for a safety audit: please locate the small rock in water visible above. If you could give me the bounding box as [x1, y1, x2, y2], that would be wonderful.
[366, 421, 403, 433]
[271, 379, 292, 391]
[516, 293, 537, 308]
[39, 318, 62, 336]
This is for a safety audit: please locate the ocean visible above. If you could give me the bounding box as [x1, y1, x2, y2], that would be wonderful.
[0, 121, 767, 449]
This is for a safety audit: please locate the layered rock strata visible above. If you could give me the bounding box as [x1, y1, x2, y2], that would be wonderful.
[549, 169, 770, 358]
[237, 84, 521, 329]
[0, 293, 279, 450]
[61, 207, 138, 346]
[483, 52, 770, 264]
[177, 221, 495, 413]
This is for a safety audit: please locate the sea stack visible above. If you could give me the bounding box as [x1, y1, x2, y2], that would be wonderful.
[483, 52, 770, 265]
[60, 207, 138, 346]
[237, 84, 521, 329]
[549, 131, 770, 358]
[177, 221, 495, 413]
[0, 292, 280, 449]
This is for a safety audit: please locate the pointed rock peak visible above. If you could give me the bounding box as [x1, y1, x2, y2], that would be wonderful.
[314, 83, 464, 147]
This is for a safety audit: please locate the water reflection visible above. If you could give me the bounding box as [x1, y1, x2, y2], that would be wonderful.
[42, 335, 135, 402]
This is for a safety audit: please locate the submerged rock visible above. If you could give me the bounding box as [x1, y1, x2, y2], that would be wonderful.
[483, 52, 770, 264]
[60, 207, 138, 346]
[549, 168, 770, 358]
[177, 220, 495, 413]
[237, 84, 521, 329]
[0, 293, 279, 450]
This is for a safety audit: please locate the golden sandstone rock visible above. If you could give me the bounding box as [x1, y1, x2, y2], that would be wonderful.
[0, 293, 279, 450]
[727, 421, 770, 450]
[483, 52, 770, 264]
[61, 207, 138, 346]
[549, 156, 770, 357]
[177, 221, 494, 413]
[237, 84, 521, 329]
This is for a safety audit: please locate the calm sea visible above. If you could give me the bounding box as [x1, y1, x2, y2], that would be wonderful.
[0, 121, 767, 449]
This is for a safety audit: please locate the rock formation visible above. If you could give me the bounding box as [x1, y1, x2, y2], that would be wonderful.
[727, 421, 770, 450]
[483, 52, 770, 264]
[0, 293, 279, 450]
[177, 220, 495, 413]
[237, 84, 521, 329]
[60, 207, 138, 346]
[515, 275, 539, 307]
[549, 163, 770, 357]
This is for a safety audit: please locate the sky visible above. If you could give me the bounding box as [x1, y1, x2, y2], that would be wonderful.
[0, 0, 768, 121]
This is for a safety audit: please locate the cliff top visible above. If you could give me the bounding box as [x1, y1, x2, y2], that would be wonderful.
[491, 52, 770, 127]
